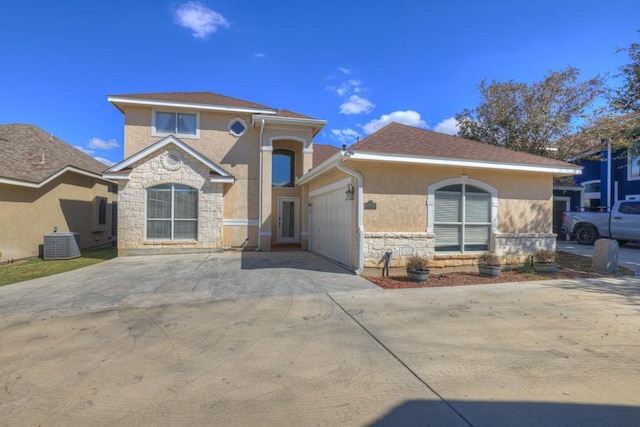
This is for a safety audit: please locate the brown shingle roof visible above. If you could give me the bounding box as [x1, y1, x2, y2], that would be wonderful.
[109, 91, 319, 120]
[350, 122, 574, 168]
[275, 109, 317, 120]
[0, 124, 109, 184]
[312, 144, 340, 168]
[109, 91, 277, 111]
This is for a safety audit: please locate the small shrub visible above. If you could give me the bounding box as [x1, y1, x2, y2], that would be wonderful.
[406, 255, 429, 271]
[534, 249, 556, 263]
[478, 252, 501, 266]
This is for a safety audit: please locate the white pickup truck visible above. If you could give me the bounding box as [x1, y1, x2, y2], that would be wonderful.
[561, 200, 640, 245]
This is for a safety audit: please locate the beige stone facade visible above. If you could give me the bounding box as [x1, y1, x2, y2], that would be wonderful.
[116, 145, 224, 256]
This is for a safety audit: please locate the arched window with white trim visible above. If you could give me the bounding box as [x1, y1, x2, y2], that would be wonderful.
[428, 178, 497, 253]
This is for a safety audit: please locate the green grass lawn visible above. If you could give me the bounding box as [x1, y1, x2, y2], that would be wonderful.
[0, 247, 117, 287]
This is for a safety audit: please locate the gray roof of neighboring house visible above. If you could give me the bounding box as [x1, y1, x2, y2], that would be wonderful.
[350, 122, 576, 168]
[0, 124, 109, 184]
[109, 91, 319, 120]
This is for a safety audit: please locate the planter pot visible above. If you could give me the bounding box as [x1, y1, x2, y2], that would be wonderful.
[478, 264, 501, 277]
[406, 268, 430, 283]
[534, 262, 557, 274]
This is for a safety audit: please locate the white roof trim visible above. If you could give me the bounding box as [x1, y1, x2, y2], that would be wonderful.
[210, 176, 235, 183]
[103, 172, 131, 181]
[106, 135, 234, 180]
[251, 114, 327, 128]
[107, 96, 277, 115]
[0, 167, 113, 189]
[349, 151, 583, 175]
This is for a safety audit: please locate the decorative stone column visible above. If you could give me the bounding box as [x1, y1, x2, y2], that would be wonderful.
[260, 145, 273, 251]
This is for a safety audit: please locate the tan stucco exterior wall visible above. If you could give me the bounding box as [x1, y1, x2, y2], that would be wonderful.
[116, 145, 223, 256]
[350, 161, 553, 234]
[0, 174, 115, 263]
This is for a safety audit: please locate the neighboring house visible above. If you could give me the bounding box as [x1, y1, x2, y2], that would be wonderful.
[0, 124, 116, 263]
[103, 92, 581, 273]
[552, 114, 640, 240]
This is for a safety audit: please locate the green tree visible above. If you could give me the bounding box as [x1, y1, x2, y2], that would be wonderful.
[456, 67, 605, 159]
[611, 32, 640, 113]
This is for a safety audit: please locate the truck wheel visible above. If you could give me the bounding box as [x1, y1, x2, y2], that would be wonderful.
[575, 225, 598, 245]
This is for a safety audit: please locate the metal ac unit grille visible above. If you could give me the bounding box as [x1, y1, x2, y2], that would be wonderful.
[43, 232, 81, 260]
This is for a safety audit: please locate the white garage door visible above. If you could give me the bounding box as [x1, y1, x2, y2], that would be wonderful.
[311, 187, 352, 267]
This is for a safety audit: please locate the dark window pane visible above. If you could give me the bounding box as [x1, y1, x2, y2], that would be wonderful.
[230, 120, 246, 135]
[273, 149, 295, 187]
[98, 198, 107, 225]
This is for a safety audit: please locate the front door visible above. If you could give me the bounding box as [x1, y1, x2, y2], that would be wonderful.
[277, 197, 300, 243]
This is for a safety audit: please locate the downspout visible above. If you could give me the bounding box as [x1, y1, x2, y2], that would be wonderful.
[607, 141, 612, 210]
[336, 161, 365, 275]
[256, 119, 265, 251]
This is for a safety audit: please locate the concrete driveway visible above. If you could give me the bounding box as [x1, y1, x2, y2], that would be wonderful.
[1, 251, 639, 426]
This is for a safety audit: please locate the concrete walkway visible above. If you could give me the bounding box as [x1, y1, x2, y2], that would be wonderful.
[1, 251, 639, 426]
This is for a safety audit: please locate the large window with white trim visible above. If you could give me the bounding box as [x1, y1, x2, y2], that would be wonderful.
[147, 184, 198, 240]
[153, 111, 199, 138]
[434, 184, 491, 252]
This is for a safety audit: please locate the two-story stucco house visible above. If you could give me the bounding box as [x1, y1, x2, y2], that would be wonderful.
[105, 91, 582, 274]
[104, 92, 326, 255]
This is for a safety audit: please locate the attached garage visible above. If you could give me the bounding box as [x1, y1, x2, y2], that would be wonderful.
[309, 178, 352, 267]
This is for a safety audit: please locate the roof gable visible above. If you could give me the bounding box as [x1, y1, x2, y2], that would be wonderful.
[350, 122, 576, 169]
[0, 124, 109, 185]
[105, 135, 234, 182]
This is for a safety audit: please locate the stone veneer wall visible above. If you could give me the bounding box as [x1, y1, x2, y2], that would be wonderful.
[364, 232, 434, 267]
[117, 148, 224, 255]
[493, 233, 556, 264]
[364, 231, 556, 268]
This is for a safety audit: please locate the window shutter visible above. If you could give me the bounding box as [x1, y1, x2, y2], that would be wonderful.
[435, 191, 461, 222]
[465, 193, 491, 222]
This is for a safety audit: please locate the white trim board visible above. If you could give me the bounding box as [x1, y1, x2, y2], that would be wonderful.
[223, 219, 260, 226]
[309, 177, 352, 198]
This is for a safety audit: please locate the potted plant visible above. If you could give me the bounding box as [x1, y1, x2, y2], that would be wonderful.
[533, 249, 557, 274]
[406, 255, 430, 283]
[478, 252, 502, 277]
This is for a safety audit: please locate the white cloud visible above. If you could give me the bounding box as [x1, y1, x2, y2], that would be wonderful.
[331, 128, 361, 144]
[339, 95, 375, 115]
[94, 157, 116, 167]
[88, 137, 119, 150]
[338, 66, 351, 75]
[75, 146, 95, 155]
[363, 110, 427, 134]
[254, 52, 267, 58]
[434, 117, 460, 135]
[174, 2, 229, 39]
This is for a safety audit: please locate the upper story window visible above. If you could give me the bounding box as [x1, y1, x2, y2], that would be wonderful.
[228, 118, 247, 137]
[273, 149, 295, 188]
[153, 111, 199, 138]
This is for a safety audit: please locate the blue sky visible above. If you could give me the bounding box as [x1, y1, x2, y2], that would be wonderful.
[1, 1, 638, 166]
